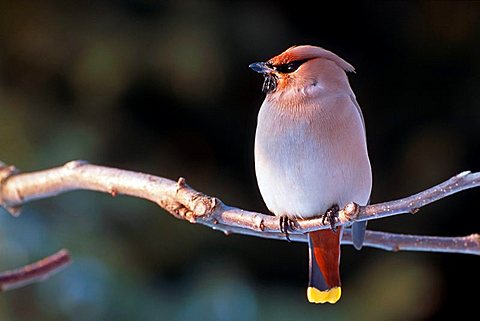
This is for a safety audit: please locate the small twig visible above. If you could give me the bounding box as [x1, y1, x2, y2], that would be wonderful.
[0, 249, 71, 291]
[0, 160, 479, 255]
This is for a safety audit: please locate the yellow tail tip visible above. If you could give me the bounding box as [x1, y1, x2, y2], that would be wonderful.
[307, 286, 341, 304]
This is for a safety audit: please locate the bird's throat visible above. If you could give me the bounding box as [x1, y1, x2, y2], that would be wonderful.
[262, 73, 278, 93]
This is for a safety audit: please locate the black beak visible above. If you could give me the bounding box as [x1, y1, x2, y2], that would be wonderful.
[249, 62, 273, 74]
[249, 62, 278, 93]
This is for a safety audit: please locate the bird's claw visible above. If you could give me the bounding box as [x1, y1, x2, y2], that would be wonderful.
[280, 216, 297, 242]
[322, 204, 340, 233]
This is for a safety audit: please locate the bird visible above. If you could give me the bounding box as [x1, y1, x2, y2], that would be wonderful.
[250, 45, 372, 304]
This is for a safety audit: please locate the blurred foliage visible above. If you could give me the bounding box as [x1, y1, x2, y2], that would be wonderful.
[0, 0, 479, 320]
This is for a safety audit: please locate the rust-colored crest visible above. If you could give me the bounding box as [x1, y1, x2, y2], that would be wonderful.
[268, 45, 355, 72]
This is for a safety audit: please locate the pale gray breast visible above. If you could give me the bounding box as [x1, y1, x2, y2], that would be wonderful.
[254, 95, 372, 218]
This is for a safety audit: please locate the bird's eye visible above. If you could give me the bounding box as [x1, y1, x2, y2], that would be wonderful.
[274, 60, 306, 74]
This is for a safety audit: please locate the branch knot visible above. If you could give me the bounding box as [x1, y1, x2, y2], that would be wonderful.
[0, 162, 22, 216]
[0, 162, 19, 184]
[173, 177, 219, 222]
[340, 202, 360, 221]
[64, 160, 89, 169]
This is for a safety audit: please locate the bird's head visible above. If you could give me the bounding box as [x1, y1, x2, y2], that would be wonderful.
[249, 45, 355, 99]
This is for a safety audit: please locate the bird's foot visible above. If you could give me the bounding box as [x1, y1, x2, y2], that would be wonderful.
[279, 215, 297, 242]
[322, 204, 340, 233]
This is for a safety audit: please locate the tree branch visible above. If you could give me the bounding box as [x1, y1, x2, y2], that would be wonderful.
[0, 160, 479, 255]
[0, 249, 71, 291]
[240, 229, 480, 255]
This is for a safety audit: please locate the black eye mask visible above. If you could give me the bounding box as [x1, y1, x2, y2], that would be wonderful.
[272, 59, 308, 74]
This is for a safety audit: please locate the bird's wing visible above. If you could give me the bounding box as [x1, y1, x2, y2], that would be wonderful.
[349, 94, 366, 134]
[349, 94, 369, 250]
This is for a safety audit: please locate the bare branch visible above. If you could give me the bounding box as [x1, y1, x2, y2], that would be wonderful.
[0, 249, 71, 291]
[231, 228, 480, 255]
[1, 160, 479, 255]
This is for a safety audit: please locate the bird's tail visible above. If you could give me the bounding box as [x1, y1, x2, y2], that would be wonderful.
[307, 228, 343, 304]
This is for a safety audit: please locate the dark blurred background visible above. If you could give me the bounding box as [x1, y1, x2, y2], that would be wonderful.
[1, 1, 479, 320]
